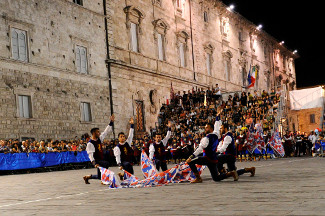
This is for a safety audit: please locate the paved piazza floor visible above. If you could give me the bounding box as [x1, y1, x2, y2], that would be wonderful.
[0, 157, 324, 216]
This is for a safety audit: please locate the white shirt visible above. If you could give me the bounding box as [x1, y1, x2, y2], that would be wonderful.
[113, 127, 134, 165]
[308, 135, 317, 144]
[86, 123, 113, 162]
[192, 118, 221, 156]
[217, 134, 232, 154]
[149, 130, 171, 159]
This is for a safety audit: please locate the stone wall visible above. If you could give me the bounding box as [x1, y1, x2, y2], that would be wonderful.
[0, 0, 112, 140]
[287, 107, 323, 133]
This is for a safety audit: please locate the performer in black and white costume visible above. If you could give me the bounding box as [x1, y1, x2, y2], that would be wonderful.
[186, 111, 238, 183]
[83, 115, 114, 184]
[216, 120, 255, 177]
[114, 117, 135, 178]
[149, 121, 172, 171]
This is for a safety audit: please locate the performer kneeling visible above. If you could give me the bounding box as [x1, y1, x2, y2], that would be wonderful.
[217, 120, 255, 177]
[186, 113, 238, 183]
[149, 121, 172, 172]
[114, 117, 135, 178]
[83, 115, 114, 184]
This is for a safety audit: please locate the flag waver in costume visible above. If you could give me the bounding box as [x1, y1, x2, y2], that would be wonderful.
[216, 119, 256, 178]
[186, 110, 239, 183]
[149, 121, 172, 172]
[83, 115, 114, 184]
[113, 117, 135, 177]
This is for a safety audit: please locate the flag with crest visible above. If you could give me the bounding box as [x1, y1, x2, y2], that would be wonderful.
[99, 167, 121, 188]
[268, 130, 285, 157]
[141, 150, 157, 178]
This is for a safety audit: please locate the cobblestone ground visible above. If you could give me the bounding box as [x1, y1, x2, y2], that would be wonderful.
[1, 157, 324, 216]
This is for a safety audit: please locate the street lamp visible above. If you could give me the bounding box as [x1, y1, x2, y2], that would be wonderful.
[227, 4, 235, 11]
[256, 24, 263, 31]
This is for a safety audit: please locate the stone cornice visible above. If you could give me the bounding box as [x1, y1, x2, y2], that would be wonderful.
[0, 57, 108, 84]
[107, 58, 243, 90]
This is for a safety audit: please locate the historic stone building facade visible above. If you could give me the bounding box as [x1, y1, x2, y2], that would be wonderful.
[106, 0, 298, 135]
[0, 0, 111, 140]
[0, 0, 298, 140]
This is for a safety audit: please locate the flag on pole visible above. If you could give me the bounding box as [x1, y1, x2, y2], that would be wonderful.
[268, 130, 285, 157]
[204, 91, 207, 106]
[255, 123, 266, 152]
[247, 65, 257, 88]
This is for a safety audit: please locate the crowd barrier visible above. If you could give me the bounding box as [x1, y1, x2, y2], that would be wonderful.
[0, 151, 90, 171]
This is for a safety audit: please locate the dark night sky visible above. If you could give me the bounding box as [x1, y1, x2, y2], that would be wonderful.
[222, 0, 325, 88]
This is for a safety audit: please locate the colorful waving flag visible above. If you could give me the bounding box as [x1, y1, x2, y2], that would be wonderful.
[100, 162, 206, 189]
[141, 150, 157, 178]
[121, 170, 139, 186]
[247, 65, 257, 88]
[255, 123, 266, 152]
[245, 122, 258, 153]
[99, 167, 121, 188]
[268, 131, 285, 157]
[173, 162, 206, 182]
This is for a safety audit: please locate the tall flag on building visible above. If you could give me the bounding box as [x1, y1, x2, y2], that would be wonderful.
[166, 95, 169, 105]
[141, 150, 157, 178]
[247, 65, 257, 88]
[268, 130, 285, 157]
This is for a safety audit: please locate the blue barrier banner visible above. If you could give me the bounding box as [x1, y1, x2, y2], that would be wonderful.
[0, 151, 90, 171]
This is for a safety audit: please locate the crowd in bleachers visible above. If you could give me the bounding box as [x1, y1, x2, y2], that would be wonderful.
[1, 86, 324, 166]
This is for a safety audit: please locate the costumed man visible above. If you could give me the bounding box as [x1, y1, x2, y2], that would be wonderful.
[216, 116, 255, 177]
[236, 130, 247, 162]
[283, 132, 293, 157]
[295, 133, 303, 157]
[114, 117, 135, 178]
[83, 115, 115, 184]
[185, 111, 239, 183]
[149, 121, 172, 171]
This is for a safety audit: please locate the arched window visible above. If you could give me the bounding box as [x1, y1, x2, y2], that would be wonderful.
[204, 44, 214, 76]
[124, 6, 145, 53]
[176, 31, 189, 67]
[152, 19, 169, 61]
[222, 50, 233, 81]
